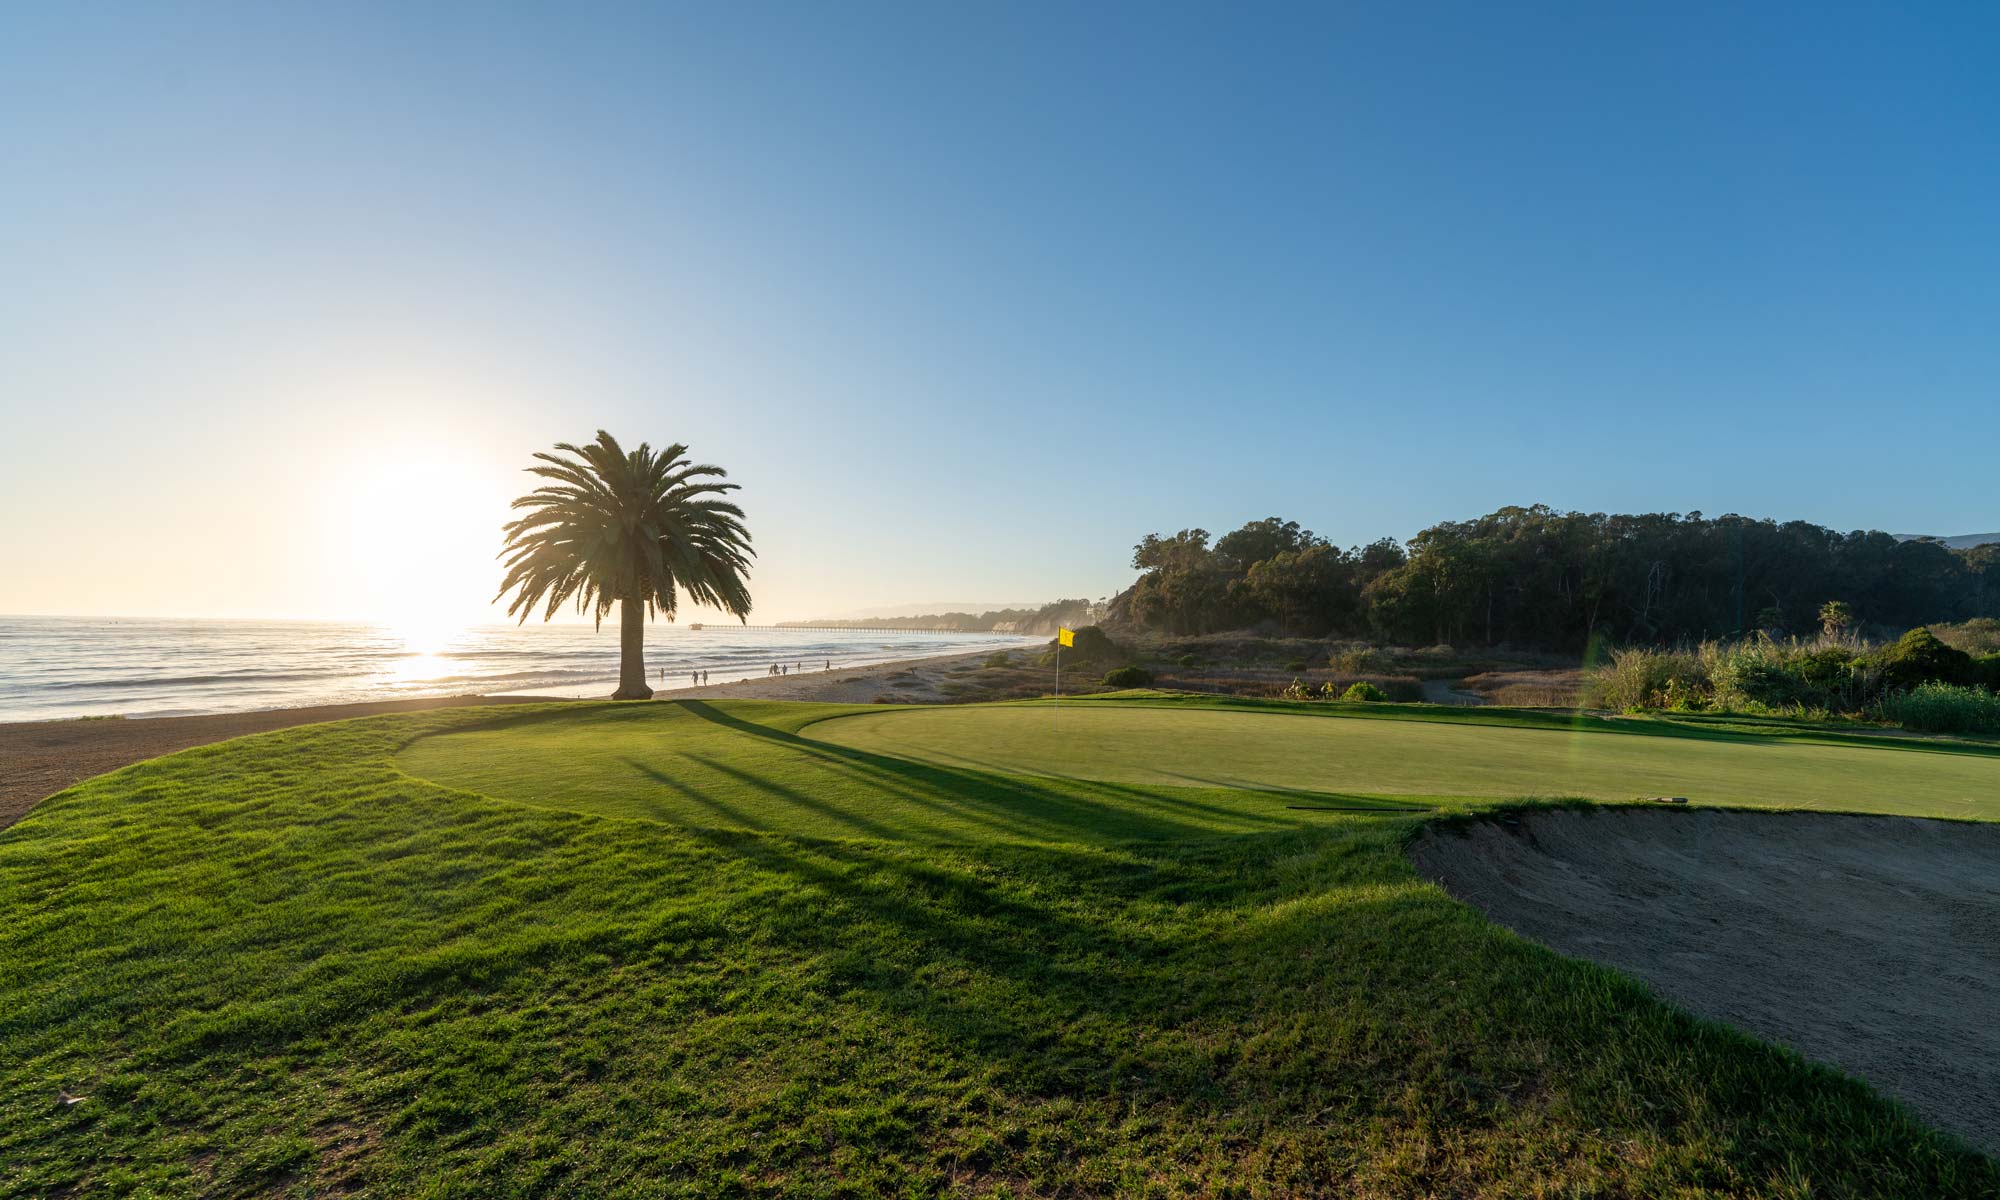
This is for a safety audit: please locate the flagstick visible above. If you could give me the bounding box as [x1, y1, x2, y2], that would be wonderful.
[1054, 641, 1061, 725]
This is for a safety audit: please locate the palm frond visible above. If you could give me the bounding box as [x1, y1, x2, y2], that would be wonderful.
[497, 431, 756, 628]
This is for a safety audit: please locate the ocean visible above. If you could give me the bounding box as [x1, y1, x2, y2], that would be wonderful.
[0, 616, 1040, 722]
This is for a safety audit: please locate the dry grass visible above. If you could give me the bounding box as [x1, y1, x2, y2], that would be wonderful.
[1934, 618, 2000, 656]
[937, 653, 1115, 702]
[1460, 669, 1584, 707]
[1148, 666, 1424, 702]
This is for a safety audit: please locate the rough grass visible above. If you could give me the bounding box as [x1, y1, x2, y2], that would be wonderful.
[2, 697, 1995, 1197]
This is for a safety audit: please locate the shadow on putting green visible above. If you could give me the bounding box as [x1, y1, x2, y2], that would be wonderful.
[675, 699, 1432, 835]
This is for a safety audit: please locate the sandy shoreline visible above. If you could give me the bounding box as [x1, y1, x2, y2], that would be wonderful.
[650, 646, 1015, 704]
[0, 646, 1025, 831]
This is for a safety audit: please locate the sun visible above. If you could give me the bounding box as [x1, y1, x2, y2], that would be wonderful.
[324, 446, 507, 641]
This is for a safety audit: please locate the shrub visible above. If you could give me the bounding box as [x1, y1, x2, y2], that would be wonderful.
[1048, 625, 1121, 665]
[1702, 637, 1894, 713]
[1881, 682, 2000, 736]
[1341, 681, 1388, 702]
[1585, 648, 1708, 711]
[1320, 674, 1423, 702]
[1582, 631, 1997, 717]
[1330, 646, 1389, 673]
[1873, 627, 1976, 690]
[1285, 658, 1310, 672]
[1795, 645, 1859, 686]
[1176, 654, 1198, 668]
[1102, 665, 1153, 688]
[1979, 654, 2000, 692]
[984, 651, 1014, 668]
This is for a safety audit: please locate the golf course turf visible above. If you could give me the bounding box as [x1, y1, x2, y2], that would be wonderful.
[4, 694, 1997, 1196]
[806, 695, 2000, 818]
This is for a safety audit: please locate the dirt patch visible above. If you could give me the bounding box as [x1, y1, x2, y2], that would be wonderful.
[1410, 807, 2000, 1154]
[0, 694, 554, 832]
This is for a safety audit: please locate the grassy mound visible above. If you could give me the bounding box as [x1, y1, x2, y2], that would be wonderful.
[2, 697, 1994, 1196]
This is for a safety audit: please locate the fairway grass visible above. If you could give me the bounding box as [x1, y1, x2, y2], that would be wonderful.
[3, 696, 1995, 1196]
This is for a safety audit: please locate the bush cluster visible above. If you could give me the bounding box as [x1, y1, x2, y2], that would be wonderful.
[1281, 678, 1391, 703]
[1101, 665, 1153, 688]
[1585, 626, 2000, 731]
[1044, 625, 1123, 668]
[1881, 683, 2000, 735]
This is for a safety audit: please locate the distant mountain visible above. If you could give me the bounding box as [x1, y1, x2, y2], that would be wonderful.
[1895, 532, 2000, 549]
[823, 601, 1044, 620]
[784, 598, 1101, 635]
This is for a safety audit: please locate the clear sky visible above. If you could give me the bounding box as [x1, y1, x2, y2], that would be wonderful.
[3, 3, 1995, 626]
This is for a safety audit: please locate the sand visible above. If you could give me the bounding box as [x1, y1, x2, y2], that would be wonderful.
[0, 649, 1010, 831]
[1410, 808, 2000, 1153]
[651, 648, 1003, 705]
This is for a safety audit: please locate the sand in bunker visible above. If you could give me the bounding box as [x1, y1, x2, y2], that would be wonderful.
[1410, 808, 2000, 1153]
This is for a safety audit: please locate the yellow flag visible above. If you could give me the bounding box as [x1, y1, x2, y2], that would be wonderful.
[1057, 627, 1075, 647]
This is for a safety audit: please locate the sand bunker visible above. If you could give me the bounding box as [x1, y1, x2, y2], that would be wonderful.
[1410, 808, 2000, 1153]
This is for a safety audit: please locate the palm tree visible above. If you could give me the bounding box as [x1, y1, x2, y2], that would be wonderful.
[497, 430, 753, 699]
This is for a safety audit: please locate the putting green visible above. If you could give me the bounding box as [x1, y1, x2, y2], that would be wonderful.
[394, 700, 1423, 844]
[807, 702, 2000, 817]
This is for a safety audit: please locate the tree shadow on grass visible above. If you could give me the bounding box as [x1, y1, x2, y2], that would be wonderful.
[636, 812, 1994, 1194]
[619, 757, 769, 831]
[672, 699, 1416, 844]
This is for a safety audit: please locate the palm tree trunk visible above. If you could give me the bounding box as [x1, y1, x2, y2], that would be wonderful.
[612, 597, 653, 700]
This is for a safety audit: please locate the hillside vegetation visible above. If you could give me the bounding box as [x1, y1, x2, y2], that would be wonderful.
[1114, 507, 2000, 647]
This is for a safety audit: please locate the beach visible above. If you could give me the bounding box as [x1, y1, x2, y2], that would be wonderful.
[0, 647, 1022, 830]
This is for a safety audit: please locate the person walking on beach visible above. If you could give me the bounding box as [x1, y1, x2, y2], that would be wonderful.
[825, 659, 831, 671]
[690, 671, 699, 688]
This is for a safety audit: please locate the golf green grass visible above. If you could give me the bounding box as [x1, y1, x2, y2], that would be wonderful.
[806, 697, 2000, 819]
[4, 696, 1996, 1197]
[396, 699, 1428, 843]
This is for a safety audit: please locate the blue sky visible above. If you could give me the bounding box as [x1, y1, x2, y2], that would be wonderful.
[2, 3, 1995, 622]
